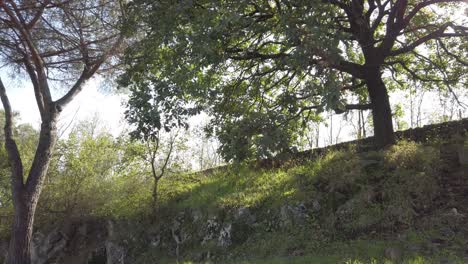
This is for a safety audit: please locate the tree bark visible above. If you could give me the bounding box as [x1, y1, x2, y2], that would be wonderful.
[7, 194, 36, 264]
[6, 115, 58, 264]
[365, 68, 396, 147]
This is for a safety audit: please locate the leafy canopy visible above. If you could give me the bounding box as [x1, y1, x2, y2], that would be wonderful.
[120, 0, 467, 161]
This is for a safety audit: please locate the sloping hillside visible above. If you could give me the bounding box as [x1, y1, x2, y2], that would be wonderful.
[3, 120, 467, 264]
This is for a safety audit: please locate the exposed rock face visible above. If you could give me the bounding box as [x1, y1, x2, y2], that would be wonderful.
[217, 224, 232, 247]
[312, 200, 321, 212]
[106, 220, 125, 264]
[201, 216, 220, 245]
[457, 144, 468, 166]
[279, 202, 309, 227]
[234, 207, 256, 225]
[190, 209, 203, 222]
[27, 218, 126, 264]
[105, 241, 125, 264]
[31, 229, 67, 264]
[123, 203, 320, 262]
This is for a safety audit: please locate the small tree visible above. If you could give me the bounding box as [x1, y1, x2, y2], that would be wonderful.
[123, 72, 193, 210]
[143, 131, 177, 212]
[0, 1, 126, 262]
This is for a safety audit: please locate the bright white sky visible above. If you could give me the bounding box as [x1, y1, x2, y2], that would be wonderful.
[0, 72, 127, 137]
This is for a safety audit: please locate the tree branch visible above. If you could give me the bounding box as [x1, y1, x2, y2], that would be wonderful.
[345, 103, 372, 110]
[55, 34, 125, 109]
[401, 0, 466, 30]
[26, 0, 52, 29]
[1, 0, 53, 106]
[389, 23, 453, 56]
[370, 0, 390, 33]
[437, 39, 468, 67]
[0, 78, 25, 191]
[157, 134, 176, 180]
[23, 58, 45, 116]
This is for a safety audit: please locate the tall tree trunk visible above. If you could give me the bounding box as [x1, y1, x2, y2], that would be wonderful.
[7, 115, 57, 264]
[365, 69, 396, 147]
[8, 193, 36, 264]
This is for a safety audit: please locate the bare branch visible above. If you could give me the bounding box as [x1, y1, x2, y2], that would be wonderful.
[437, 39, 468, 67]
[23, 58, 45, 116]
[401, 0, 466, 30]
[388, 23, 463, 56]
[157, 134, 176, 180]
[26, 0, 52, 29]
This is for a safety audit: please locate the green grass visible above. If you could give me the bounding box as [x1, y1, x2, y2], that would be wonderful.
[242, 255, 465, 264]
[164, 248, 465, 264]
[158, 166, 300, 209]
[157, 140, 441, 210]
[157, 147, 362, 211]
[238, 256, 441, 264]
[138, 140, 468, 263]
[26, 139, 467, 264]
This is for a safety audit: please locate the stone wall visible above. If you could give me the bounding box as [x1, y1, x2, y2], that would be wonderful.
[258, 118, 468, 169]
[201, 119, 467, 172]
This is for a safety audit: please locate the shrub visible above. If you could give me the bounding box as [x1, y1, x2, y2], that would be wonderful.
[384, 141, 439, 173]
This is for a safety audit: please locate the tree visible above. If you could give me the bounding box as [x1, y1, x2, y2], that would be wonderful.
[125, 94, 187, 211]
[121, 0, 467, 160]
[0, 1, 126, 262]
[143, 131, 177, 212]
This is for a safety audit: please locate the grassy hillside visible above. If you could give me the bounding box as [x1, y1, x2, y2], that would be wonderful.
[125, 139, 467, 264]
[2, 122, 465, 264]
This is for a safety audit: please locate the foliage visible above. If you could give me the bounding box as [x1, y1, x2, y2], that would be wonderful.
[40, 129, 119, 217]
[0, 111, 10, 206]
[33, 122, 191, 224]
[384, 141, 439, 172]
[124, 83, 199, 141]
[215, 111, 305, 161]
[120, 0, 468, 157]
[37, 127, 155, 222]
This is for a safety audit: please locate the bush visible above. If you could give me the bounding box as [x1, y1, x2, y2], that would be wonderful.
[384, 141, 439, 173]
[309, 141, 441, 235]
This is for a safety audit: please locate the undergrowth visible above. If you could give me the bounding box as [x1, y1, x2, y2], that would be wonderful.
[117, 140, 468, 263]
[11, 139, 465, 263]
